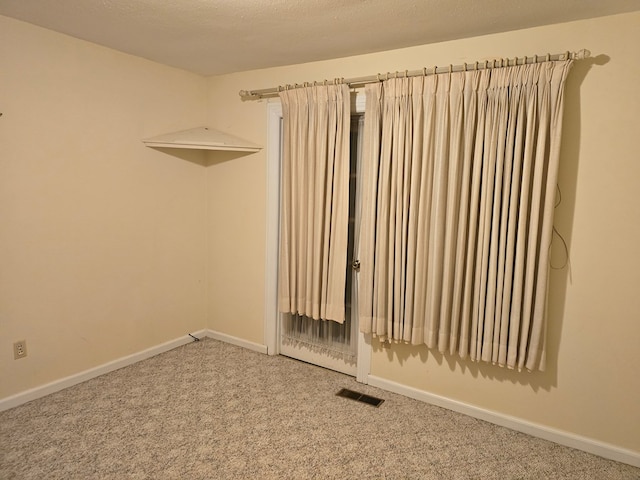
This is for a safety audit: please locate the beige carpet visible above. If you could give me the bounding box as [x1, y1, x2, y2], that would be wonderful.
[1, 338, 638, 479]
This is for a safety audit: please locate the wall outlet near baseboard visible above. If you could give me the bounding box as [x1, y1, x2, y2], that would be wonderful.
[13, 340, 27, 359]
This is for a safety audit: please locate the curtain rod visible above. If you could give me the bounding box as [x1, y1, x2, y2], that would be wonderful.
[239, 49, 590, 101]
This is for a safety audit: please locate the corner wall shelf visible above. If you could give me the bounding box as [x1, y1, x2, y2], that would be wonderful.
[142, 127, 261, 152]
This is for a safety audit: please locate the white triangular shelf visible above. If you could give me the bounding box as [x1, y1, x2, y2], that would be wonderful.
[143, 127, 261, 152]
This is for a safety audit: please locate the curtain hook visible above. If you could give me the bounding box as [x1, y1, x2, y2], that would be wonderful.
[405, 70, 409, 78]
[463, 62, 468, 72]
[566, 50, 571, 61]
[376, 73, 381, 82]
[423, 67, 427, 76]
[474, 61, 478, 71]
[546, 53, 550, 62]
[433, 65, 438, 75]
[448, 64, 453, 74]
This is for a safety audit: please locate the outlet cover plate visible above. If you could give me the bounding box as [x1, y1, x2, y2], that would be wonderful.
[13, 340, 27, 359]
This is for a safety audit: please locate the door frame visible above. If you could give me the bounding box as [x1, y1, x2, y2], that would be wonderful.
[263, 95, 371, 384]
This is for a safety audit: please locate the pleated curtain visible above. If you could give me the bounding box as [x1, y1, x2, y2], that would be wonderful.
[278, 84, 351, 323]
[358, 60, 573, 371]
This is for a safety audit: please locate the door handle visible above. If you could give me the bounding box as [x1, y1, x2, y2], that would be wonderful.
[351, 259, 360, 271]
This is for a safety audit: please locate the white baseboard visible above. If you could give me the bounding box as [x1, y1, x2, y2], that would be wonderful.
[367, 375, 640, 468]
[3, 333, 635, 468]
[204, 329, 268, 354]
[0, 330, 208, 413]
[0, 329, 268, 413]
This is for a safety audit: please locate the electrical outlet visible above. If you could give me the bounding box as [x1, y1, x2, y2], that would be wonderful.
[13, 340, 27, 360]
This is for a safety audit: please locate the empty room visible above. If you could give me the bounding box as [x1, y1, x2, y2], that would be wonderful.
[1, 1, 639, 478]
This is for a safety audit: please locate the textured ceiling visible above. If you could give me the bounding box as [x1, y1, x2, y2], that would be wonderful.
[1, 0, 639, 76]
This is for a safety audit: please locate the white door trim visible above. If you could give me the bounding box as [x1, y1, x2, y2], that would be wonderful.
[264, 100, 282, 355]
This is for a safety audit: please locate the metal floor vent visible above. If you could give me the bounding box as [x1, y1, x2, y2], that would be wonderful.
[336, 388, 385, 407]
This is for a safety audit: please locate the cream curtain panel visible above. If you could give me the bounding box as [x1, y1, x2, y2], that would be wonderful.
[278, 84, 351, 323]
[358, 60, 573, 371]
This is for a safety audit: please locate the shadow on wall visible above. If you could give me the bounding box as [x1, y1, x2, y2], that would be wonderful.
[373, 54, 610, 393]
[541, 53, 610, 390]
[148, 147, 256, 167]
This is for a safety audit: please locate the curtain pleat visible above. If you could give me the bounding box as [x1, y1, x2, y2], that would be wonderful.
[358, 84, 382, 335]
[278, 84, 351, 323]
[358, 60, 573, 370]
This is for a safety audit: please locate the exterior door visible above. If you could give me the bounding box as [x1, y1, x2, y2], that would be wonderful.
[278, 115, 364, 376]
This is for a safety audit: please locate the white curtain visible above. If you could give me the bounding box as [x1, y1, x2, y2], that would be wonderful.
[358, 60, 573, 371]
[278, 84, 351, 323]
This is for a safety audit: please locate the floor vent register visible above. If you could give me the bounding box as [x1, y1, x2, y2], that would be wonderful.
[336, 388, 385, 407]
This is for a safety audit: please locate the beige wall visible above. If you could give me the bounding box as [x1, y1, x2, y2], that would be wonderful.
[0, 16, 209, 397]
[2, 8, 638, 455]
[206, 12, 640, 453]
[204, 107, 267, 343]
